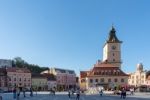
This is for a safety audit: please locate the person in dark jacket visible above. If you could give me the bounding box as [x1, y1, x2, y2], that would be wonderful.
[76, 89, 80, 100]
[68, 90, 71, 99]
[121, 88, 126, 99]
[30, 87, 33, 97]
[13, 87, 17, 99]
[23, 87, 26, 97]
[99, 90, 103, 96]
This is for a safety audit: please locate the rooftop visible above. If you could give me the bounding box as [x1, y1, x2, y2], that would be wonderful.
[6, 67, 31, 73]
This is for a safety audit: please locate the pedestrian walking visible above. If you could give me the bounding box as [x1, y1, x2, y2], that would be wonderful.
[68, 90, 71, 99]
[35, 88, 37, 96]
[123, 89, 126, 99]
[23, 87, 26, 97]
[76, 89, 80, 100]
[0, 93, 2, 100]
[13, 87, 17, 99]
[120, 88, 126, 99]
[130, 88, 134, 95]
[0, 95, 2, 100]
[16, 87, 20, 100]
[99, 90, 103, 96]
[53, 88, 55, 96]
[30, 87, 33, 97]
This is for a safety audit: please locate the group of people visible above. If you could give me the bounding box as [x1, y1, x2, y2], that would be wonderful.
[49, 88, 56, 95]
[68, 88, 80, 100]
[8, 86, 135, 100]
[120, 88, 126, 99]
[13, 87, 33, 100]
[120, 88, 135, 99]
[67, 88, 133, 100]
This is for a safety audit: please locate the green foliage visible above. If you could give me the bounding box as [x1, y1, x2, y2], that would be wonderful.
[13, 57, 49, 73]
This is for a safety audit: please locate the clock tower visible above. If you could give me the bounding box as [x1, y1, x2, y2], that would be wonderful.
[103, 26, 122, 67]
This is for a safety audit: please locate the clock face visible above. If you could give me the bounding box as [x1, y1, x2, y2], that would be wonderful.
[112, 46, 116, 50]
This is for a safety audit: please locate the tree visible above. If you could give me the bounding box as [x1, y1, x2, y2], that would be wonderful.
[12, 57, 49, 73]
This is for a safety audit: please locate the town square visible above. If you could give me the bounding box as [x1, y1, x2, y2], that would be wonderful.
[1, 91, 150, 100]
[1, 0, 150, 100]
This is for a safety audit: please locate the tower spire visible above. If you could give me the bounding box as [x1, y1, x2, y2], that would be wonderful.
[107, 26, 122, 43]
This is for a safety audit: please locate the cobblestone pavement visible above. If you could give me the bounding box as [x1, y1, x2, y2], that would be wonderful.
[1, 92, 150, 100]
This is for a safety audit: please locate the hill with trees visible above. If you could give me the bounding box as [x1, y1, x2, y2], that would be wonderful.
[12, 57, 49, 73]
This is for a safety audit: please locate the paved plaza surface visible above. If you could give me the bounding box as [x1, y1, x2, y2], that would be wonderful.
[1, 92, 150, 100]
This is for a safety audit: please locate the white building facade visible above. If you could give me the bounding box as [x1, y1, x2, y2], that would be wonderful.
[128, 63, 147, 87]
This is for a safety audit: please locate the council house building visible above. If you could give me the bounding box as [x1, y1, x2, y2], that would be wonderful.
[80, 26, 128, 90]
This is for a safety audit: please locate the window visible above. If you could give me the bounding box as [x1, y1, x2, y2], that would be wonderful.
[108, 79, 111, 82]
[105, 70, 108, 75]
[99, 71, 101, 75]
[90, 79, 93, 83]
[132, 81, 134, 84]
[121, 78, 124, 82]
[14, 78, 16, 81]
[9, 83, 11, 86]
[95, 79, 98, 82]
[19, 78, 21, 81]
[113, 59, 115, 61]
[113, 53, 115, 56]
[141, 80, 144, 83]
[114, 78, 118, 82]
[101, 78, 104, 83]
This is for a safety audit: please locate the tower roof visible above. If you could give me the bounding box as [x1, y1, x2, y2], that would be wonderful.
[107, 26, 122, 43]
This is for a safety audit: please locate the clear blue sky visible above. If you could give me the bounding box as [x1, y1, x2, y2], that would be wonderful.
[0, 0, 150, 75]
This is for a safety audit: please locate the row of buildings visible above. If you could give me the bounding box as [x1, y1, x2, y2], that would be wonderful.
[79, 26, 150, 91]
[0, 67, 77, 91]
[1, 26, 150, 92]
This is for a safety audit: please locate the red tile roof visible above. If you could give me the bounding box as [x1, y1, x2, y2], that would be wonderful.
[6, 67, 31, 73]
[80, 71, 88, 78]
[147, 75, 150, 80]
[32, 73, 47, 79]
[88, 66, 128, 76]
[0, 68, 7, 76]
[42, 73, 56, 81]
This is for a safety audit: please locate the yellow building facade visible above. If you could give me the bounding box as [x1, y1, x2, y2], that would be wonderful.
[32, 74, 47, 91]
